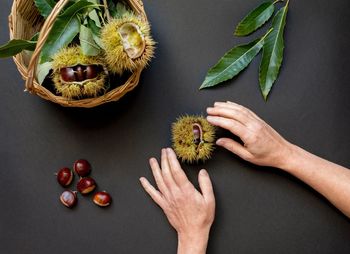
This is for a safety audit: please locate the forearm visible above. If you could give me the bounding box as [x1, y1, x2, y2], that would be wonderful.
[177, 231, 209, 254]
[280, 144, 350, 217]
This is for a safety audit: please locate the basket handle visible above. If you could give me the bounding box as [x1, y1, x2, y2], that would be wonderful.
[25, 0, 70, 92]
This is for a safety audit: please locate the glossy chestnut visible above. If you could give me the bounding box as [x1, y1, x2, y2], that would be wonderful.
[192, 123, 203, 145]
[93, 191, 112, 207]
[74, 159, 91, 176]
[77, 177, 96, 194]
[60, 67, 75, 82]
[56, 167, 74, 187]
[85, 65, 98, 80]
[75, 65, 85, 82]
[60, 190, 77, 208]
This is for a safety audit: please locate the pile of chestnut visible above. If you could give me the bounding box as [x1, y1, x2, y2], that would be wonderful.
[56, 159, 112, 208]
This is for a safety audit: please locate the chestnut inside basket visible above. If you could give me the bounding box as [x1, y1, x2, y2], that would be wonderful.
[9, 0, 148, 108]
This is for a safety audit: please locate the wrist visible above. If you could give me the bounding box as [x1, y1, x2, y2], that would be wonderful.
[277, 143, 305, 173]
[177, 230, 210, 254]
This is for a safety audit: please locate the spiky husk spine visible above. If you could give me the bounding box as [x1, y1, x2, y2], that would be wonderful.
[52, 46, 107, 99]
[100, 13, 155, 74]
[172, 115, 215, 163]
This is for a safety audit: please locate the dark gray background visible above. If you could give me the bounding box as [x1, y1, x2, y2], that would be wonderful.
[1, 0, 350, 253]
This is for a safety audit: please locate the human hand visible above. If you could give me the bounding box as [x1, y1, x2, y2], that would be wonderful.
[206, 101, 294, 168]
[140, 148, 215, 254]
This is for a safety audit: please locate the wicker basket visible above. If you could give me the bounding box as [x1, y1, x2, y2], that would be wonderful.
[8, 0, 148, 108]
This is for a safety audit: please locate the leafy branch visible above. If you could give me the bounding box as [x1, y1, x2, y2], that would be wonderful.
[201, 0, 290, 100]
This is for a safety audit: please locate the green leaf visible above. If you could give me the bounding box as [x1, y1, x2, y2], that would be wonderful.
[259, 1, 289, 100]
[200, 30, 272, 89]
[87, 18, 103, 48]
[30, 33, 40, 41]
[88, 9, 102, 28]
[80, 25, 101, 56]
[34, 0, 56, 18]
[0, 39, 37, 58]
[235, 1, 275, 36]
[114, 2, 130, 18]
[37, 61, 53, 84]
[40, 0, 98, 63]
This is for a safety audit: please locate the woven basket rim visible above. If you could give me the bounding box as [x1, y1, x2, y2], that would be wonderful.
[9, 0, 148, 108]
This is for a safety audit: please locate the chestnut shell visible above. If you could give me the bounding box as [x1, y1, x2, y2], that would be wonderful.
[93, 191, 112, 207]
[77, 177, 96, 194]
[60, 190, 77, 208]
[74, 159, 91, 177]
[56, 167, 74, 187]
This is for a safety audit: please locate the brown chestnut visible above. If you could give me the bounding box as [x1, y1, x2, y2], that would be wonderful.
[85, 65, 98, 80]
[192, 123, 203, 145]
[56, 167, 74, 187]
[93, 191, 112, 207]
[74, 159, 91, 176]
[60, 67, 75, 82]
[77, 177, 96, 194]
[60, 190, 77, 208]
[75, 65, 85, 82]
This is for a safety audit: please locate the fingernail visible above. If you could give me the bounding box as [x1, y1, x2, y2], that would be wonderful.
[216, 139, 223, 145]
[139, 177, 144, 183]
[200, 169, 208, 176]
[206, 107, 213, 113]
[206, 115, 214, 121]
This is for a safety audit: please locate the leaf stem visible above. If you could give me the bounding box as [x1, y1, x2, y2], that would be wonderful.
[273, 0, 284, 4]
[102, 0, 112, 22]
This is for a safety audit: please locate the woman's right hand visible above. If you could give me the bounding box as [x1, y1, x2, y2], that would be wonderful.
[206, 101, 294, 169]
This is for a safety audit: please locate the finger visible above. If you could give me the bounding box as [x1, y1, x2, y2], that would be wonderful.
[216, 138, 253, 161]
[166, 148, 190, 187]
[206, 115, 249, 141]
[149, 158, 171, 197]
[207, 106, 252, 126]
[161, 148, 178, 190]
[226, 101, 263, 120]
[214, 101, 260, 121]
[139, 177, 166, 209]
[198, 169, 215, 205]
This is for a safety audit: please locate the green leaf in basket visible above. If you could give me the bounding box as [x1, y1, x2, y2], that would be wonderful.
[259, 1, 289, 100]
[87, 18, 103, 48]
[34, 0, 57, 19]
[115, 2, 131, 18]
[200, 29, 272, 89]
[0, 39, 37, 58]
[234, 1, 275, 37]
[80, 25, 101, 56]
[37, 61, 53, 85]
[40, 0, 99, 63]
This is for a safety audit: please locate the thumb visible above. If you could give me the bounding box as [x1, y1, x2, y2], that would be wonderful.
[216, 138, 252, 161]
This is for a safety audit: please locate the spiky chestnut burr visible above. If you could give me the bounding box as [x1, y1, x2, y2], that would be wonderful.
[100, 12, 155, 74]
[172, 115, 215, 163]
[52, 46, 108, 99]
